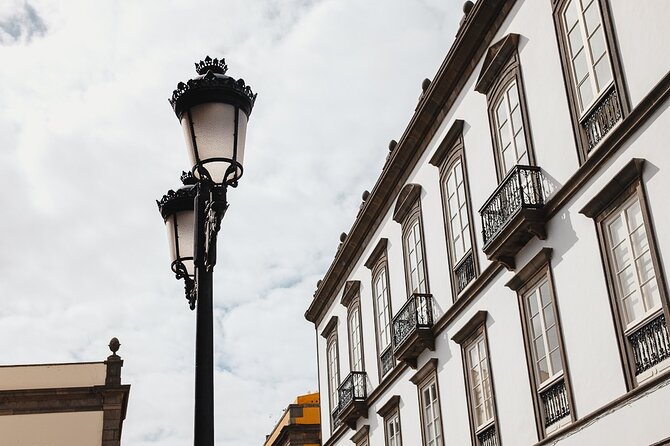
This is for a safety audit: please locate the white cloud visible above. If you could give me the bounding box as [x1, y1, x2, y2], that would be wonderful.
[0, 0, 458, 444]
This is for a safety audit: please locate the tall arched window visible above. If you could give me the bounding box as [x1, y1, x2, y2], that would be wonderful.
[348, 302, 364, 372]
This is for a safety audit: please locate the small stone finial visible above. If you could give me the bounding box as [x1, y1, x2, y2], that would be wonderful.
[195, 56, 228, 75]
[316, 279, 322, 288]
[388, 140, 398, 152]
[421, 78, 431, 92]
[339, 232, 347, 243]
[361, 190, 370, 201]
[463, 1, 474, 14]
[108, 337, 120, 356]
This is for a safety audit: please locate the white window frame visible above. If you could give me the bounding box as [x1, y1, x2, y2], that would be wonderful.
[493, 80, 529, 174]
[604, 195, 663, 332]
[348, 303, 364, 372]
[561, 0, 613, 114]
[326, 333, 340, 428]
[445, 158, 472, 265]
[385, 409, 403, 446]
[465, 333, 495, 433]
[420, 378, 443, 446]
[405, 217, 427, 295]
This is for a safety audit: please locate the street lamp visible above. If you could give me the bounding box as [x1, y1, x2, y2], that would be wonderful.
[156, 56, 256, 446]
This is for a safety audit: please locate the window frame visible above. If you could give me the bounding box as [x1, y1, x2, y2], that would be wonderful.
[452, 311, 502, 446]
[411, 359, 444, 446]
[347, 296, 366, 373]
[366, 238, 396, 381]
[393, 184, 431, 298]
[431, 124, 480, 300]
[402, 207, 430, 296]
[486, 52, 536, 183]
[322, 320, 341, 434]
[581, 158, 670, 389]
[506, 248, 576, 439]
[551, 0, 630, 163]
[378, 395, 403, 446]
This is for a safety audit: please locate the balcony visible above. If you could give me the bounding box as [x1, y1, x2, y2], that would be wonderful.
[479, 165, 547, 270]
[628, 313, 670, 377]
[540, 378, 570, 430]
[380, 345, 394, 377]
[392, 293, 435, 368]
[331, 404, 342, 430]
[455, 251, 476, 293]
[337, 371, 368, 429]
[476, 424, 497, 446]
[582, 86, 622, 152]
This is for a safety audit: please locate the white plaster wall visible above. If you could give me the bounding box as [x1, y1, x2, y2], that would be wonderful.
[0, 411, 104, 446]
[608, 0, 670, 109]
[316, 0, 670, 444]
[0, 363, 106, 391]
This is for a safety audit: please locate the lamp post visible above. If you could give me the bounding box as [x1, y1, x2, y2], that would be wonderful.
[156, 56, 256, 446]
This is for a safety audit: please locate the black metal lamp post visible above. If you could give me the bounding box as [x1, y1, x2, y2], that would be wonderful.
[156, 56, 256, 446]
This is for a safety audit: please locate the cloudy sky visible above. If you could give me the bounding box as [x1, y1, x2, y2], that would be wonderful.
[0, 0, 459, 444]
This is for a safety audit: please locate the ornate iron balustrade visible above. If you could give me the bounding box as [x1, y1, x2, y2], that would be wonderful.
[477, 424, 497, 446]
[331, 404, 341, 429]
[380, 345, 394, 377]
[628, 313, 670, 375]
[582, 87, 622, 151]
[480, 165, 546, 246]
[392, 293, 434, 349]
[455, 251, 475, 293]
[338, 371, 367, 411]
[540, 378, 570, 427]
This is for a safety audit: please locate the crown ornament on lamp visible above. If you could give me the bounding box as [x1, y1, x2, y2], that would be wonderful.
[195, 56, 228, 75]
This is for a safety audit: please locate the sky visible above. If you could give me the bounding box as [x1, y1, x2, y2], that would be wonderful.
[0, 0, 459, 444]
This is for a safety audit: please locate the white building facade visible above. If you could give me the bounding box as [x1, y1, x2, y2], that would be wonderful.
[305, 1, 670, 445]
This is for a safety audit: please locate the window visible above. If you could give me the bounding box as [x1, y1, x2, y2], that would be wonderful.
[581, 159, 670, 388]
[366, 238, 395, 379]
[506, 248, 574, 437]
[351, 425, 370, 446]
[393, 184, 430, 296]
[453, 311, 500, 445]
[553, 0, 628, 159]
[411, 359, 444, 446]
[562, 0, 612, 113]
[493, 80, 529, 175]
[378, 396, 403, 446]
[430, 121, 479, 298]
[405, 217, 428, 294]
[604, 197, 660, 329]
[475, 34, 535, 182]
[327, 335, 340, 414]
[321, 316, 341, 432]
[348, 302, 364, 372]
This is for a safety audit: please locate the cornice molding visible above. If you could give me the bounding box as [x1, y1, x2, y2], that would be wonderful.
[392, 184, 422, 224]
[505, 247, 553, 291]
[475, 33, 520, 94]
[429, 119, 465, 168]
[452, 310, 488, 344]
[579, 158, 646, 218]
[340, 280, 361, 307]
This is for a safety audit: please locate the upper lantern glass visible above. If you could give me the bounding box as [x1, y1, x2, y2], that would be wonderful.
[169, 57, 256, 186]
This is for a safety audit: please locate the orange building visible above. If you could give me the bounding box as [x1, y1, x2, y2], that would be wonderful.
[264, 392, 321, 446]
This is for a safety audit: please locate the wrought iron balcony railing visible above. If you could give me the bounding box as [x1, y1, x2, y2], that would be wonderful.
[454, 251, 475, 293]
[337, 371, 367, 411]
[380, 345, 394, 377]
[480, 165, 546, 247]
[628, 313, 670, 376]
[331, 403, 341, 429]
[582, 86, 622, 151]
[336, 371, 368, 428]
[477, 424, 497, 446]
[392, 293, 434, 349]
[540, 378, 570, 428]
